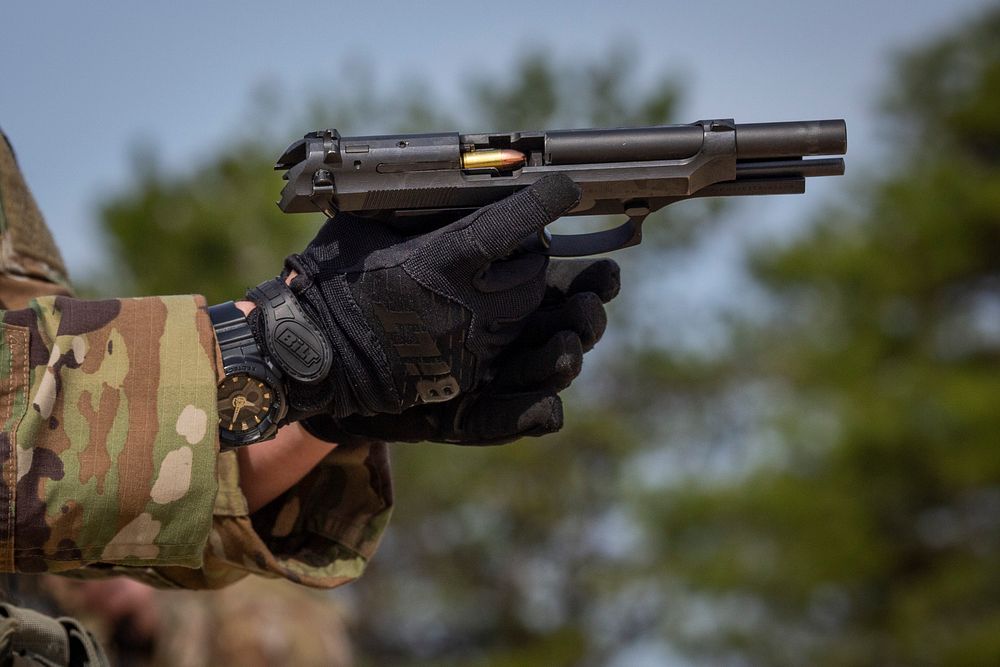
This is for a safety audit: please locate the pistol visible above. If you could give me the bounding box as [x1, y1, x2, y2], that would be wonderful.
[275, 118, 846, 256]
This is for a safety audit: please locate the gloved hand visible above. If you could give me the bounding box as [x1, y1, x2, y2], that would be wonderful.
[247, 174, 581, 422]
[302, 257, 621, 445]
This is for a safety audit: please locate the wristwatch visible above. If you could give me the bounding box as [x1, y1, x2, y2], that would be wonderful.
[209, 301, 287, 447]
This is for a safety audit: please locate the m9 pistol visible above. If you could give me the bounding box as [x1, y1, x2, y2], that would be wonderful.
[275, 118, 847, 257]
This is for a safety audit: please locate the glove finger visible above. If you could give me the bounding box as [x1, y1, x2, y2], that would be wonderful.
[333, 410, 438, 444]
[318, 389, 565, 446]
[519, 291, 608, 352]
[458, 391, 564, 445]
[300, 414, 407, 446]
[459, 174, 580, 262]
[544, 258, 621, 305]
[474, 252, 548, 293]
[494, 330, 583, 392]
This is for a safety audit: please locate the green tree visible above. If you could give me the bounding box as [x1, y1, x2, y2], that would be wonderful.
[640, 7, 1000, 665]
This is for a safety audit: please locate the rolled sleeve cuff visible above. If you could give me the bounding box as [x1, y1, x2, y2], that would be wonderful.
[0, 295, 220, 573]
[144, 440, 393, 590]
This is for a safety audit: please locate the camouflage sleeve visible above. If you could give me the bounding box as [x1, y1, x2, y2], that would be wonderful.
[60, 449, 394, 590]
[0, 295, 394, 587]
[0, 294, 220, 572]
[0, 129, 393, 588]
[121, 440, 394, 590]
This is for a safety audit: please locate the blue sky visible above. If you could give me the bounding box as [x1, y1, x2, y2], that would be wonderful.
[2, 0, 992, 278]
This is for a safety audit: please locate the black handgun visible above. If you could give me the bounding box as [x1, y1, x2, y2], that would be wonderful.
[275, 118, 846, 256]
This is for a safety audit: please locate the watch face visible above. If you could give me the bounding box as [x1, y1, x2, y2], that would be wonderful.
[217, 373, 281, 445]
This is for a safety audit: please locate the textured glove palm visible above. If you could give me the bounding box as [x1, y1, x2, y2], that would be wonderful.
[253, 174, 581, 420]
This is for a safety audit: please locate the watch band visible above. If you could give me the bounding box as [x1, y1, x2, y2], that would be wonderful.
[209, 301, 272, 370]
[247, 278, 333, 384]
[209, 301, 287, 447]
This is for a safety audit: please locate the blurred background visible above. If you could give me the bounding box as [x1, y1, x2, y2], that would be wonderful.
[4, 1, 1000, 664]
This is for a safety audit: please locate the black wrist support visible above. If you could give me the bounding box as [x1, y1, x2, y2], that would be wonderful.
[247, 278, 333, 384]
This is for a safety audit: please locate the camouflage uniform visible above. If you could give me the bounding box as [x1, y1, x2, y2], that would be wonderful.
[0, 130, 393, 588]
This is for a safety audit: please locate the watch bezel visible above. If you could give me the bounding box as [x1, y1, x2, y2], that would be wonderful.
[217, 359, 287, 448]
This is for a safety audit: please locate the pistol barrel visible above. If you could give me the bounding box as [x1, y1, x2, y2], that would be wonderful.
[736, 120, 847, 159]
[542, 119, 846, 165]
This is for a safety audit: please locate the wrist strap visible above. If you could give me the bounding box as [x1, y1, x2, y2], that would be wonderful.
[209, 301, 266, 368]
[247, 278, 333, 384]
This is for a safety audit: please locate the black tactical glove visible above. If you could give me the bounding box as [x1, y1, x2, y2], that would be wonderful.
[248, 174, 581, 422]
[302, 257, 621, 445]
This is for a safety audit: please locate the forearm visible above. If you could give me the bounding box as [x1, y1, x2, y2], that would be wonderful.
[236, 423, 337, 513]
[229, 286, 340, 514]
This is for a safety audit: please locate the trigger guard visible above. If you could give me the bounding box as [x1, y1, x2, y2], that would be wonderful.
[542, 203, 650, 257]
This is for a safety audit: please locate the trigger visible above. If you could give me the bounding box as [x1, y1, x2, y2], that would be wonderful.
[624, 200, 650, 220]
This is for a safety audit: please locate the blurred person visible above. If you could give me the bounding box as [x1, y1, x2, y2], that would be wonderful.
[42, 576, 353, 667]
